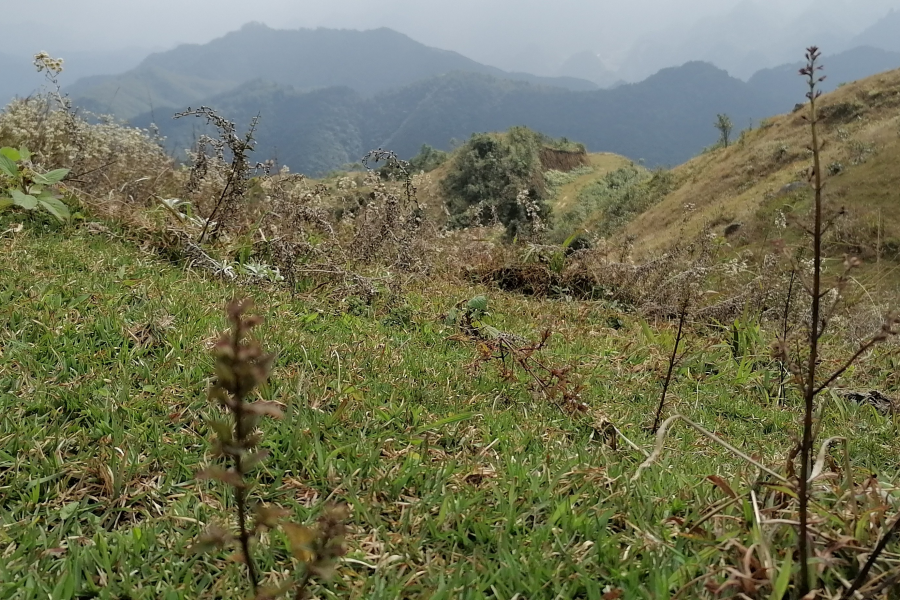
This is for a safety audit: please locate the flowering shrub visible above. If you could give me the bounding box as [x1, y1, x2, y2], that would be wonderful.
[0, 99, 176, 205]
[0, 54, 178, 209]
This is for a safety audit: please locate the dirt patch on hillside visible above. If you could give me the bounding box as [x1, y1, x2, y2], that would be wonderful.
[540, 148, 589, 172]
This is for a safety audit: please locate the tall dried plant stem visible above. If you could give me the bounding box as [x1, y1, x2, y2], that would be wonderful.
[199, 163, 239, 244]
[842, 512, 900, 599]
[798, 46, 825, 597]
[651, 298, 689, 434]
[778, 266, 798, 405]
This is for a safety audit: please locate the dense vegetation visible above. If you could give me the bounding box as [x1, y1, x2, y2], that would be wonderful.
[552, 165, 675, 239]
[442, 128, 550, 236]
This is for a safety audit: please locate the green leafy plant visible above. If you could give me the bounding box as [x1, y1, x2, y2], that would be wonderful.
[0, 146, 71, 222]
[445, 294, 494, 337]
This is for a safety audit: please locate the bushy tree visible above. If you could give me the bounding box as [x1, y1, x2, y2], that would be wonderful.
[714, 113, 733, 148]
[442, 127, 549, 238]
[408, 144, 448, 173]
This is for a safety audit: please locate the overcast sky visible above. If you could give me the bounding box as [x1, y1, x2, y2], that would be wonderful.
[8, 0, 900, 74]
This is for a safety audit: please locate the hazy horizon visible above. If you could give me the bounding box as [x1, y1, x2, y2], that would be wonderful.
[6, 0, 900, 82]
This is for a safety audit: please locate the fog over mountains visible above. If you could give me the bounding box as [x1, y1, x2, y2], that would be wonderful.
[5, 0, 900, 93]
[3, 0, 900, 174]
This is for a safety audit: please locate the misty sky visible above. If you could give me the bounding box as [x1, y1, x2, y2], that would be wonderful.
[8, 0, 900, 77]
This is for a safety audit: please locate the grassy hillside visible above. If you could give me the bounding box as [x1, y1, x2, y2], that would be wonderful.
[619, 67, 900, 263]
[4, 53, 900, 599]
[3, 217, 899, 598]
[549, 153, 634, 213]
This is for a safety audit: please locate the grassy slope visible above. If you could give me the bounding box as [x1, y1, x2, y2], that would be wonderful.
[2, 223, 899, 598]
[550, 153, 634, 214]
[619, 68, 900, 259]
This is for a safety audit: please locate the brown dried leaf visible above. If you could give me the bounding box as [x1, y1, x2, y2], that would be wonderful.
[245, 401, 285, 419]
[206, 418, 233, 444]
[197, 466, 245, 488]
[253, 582, 294, 600]
[243, 449, 271, 471]
[190, 524, 233, 554]
[254, 504, 290, 529]
[707, 475, 738, 499]
[244, 432, 264, 449]
[282, 521, 317, 562]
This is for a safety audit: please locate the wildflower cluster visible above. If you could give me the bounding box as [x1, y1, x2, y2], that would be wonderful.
[33, 52, 64, 75]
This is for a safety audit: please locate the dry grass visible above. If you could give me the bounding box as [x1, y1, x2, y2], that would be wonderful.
[620, 68, 900, 261]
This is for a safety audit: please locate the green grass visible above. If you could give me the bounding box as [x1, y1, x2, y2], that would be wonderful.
[1, 222, 899, 599]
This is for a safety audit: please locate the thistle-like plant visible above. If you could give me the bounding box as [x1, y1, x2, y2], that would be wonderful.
[193, 299, 347, 599]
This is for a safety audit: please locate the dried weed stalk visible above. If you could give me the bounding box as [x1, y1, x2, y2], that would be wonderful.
[192, 299, 346, 599]
[633, 49, 900, 599]
[448, 296, 591, 420]
[175, 107, 270, 242]
[774, 48, 899, 594]
[352, 149, 428, 272]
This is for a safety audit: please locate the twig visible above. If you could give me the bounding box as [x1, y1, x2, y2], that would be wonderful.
[651, 298, 688, 433]
[632, 414, 789, 484]
[841, 512, 900, 599]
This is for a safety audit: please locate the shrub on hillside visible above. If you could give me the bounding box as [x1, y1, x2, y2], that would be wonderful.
[407, 144, 448, 173]
[442, 126, 549, 238]
[552, 165, 673, 241]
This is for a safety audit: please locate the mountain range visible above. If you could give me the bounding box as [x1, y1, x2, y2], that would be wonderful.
[8, 23, 899, 176]
[127, 63, 775, 175]
[67, 23, 596, 120]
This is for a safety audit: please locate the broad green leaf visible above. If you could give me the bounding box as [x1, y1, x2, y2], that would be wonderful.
[38, 197, 71, 222]
[59, 501, 80, 520]
[18, 147, 30, 161]
[480, 325, 501, 340]
[467, 295, 488, 312]
[444, 308, 459, 325]
[32, 168, 69, 185]
[10, 189, 37, 210]
[0, 147, 20, 162]
[0, 154, 17, 178]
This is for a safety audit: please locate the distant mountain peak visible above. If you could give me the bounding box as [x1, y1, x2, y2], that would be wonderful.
[68, 24, 597, 120]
